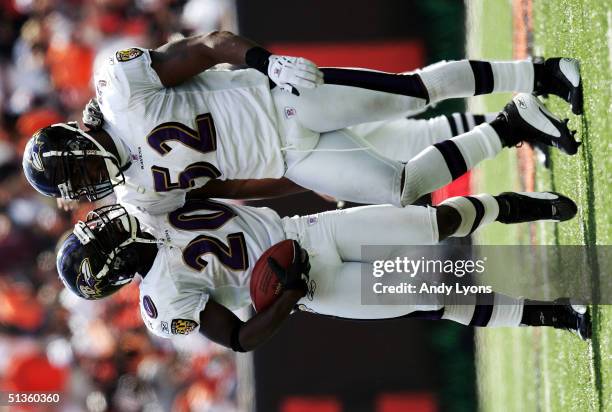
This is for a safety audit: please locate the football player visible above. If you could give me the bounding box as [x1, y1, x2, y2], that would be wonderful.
[56, 191, 590, 352]
[71, 96, 498, 210]
[23, 31, 582, 213]
[81, 95, 500, 178]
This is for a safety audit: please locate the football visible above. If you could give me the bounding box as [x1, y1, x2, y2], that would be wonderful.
[250, 239, 295, 312]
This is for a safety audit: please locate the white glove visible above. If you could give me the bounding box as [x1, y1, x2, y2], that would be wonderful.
[267, 55, 323, 91]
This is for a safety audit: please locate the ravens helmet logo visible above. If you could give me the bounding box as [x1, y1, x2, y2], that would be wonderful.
[77, 258, 101, 298]
[26, 133, 46, 172]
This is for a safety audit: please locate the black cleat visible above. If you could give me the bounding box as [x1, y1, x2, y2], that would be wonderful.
[551, 298, 592, 341]
[496, 191, 577, 224]
[500, 93, 581, 155]
[534, 57, 583, 115]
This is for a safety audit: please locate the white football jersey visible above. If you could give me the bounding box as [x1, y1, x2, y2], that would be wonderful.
[94, 47, 286, 215]
[137, 199, 285, 338]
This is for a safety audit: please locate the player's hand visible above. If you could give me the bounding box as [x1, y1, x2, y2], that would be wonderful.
[267, 55, 323, 92]
[267, 240, 311, 296]
[82, 98, 104, 130]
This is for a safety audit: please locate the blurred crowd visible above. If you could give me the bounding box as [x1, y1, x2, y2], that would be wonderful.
[0, 0, 241, 410]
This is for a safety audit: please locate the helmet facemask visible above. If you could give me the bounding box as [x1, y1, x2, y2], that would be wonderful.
[73, 205, 158, 291]
[46, 122, 125, 201]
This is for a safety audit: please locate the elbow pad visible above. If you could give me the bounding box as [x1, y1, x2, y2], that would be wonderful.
[230, 321, 247, 353]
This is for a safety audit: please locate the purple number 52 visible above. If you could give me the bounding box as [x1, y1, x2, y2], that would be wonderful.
[148, 114, 221, 192]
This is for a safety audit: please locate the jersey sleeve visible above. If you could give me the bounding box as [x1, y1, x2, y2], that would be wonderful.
[116, 184, 188, 216]
[140, 291, 209, 338]
[96, 47, 164, 110]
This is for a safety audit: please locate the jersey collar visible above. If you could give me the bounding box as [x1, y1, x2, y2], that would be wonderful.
[102, 124, 132, 171]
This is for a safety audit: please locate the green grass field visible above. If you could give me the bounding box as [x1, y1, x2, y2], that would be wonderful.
[467, 0, 612, 411]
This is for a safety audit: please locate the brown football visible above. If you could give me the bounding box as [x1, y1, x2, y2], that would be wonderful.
[250, 239, 295, 312]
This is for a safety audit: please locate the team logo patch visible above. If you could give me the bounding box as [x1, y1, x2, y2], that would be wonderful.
[307, 216, 318, 226]
[171, 319, 198, 335]
[284, 107, 297, 119]
[142, 295, 158, 319]
[116, 48, 143, 62]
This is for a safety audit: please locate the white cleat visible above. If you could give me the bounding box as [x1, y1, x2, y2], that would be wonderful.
[501, 93, 580, 155]
[534, 57, 583, 115]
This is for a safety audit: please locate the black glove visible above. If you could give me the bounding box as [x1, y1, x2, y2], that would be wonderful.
[267, 240, 311, 296]
[82, 97, 104, 130]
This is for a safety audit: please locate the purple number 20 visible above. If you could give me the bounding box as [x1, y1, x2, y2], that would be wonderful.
[168, 200, 249, 272]
[148, 114, 221, 192]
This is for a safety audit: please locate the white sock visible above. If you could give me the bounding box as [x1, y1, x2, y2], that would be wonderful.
[418, 59, 534, 103]
[436, 193, 500, 237]
[442, 293, 524, 327]
[444, 113, 498, 136]
[401, 124, 502, 206]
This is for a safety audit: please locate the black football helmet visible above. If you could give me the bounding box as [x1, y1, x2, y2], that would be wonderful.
[56, 205, 158, 300]
[22, 122, 125, 201]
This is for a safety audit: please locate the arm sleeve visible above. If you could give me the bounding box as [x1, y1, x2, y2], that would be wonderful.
[97, 47, 164, 110]
[141, 291, 209, 338]
[115, 184, 188, 216]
